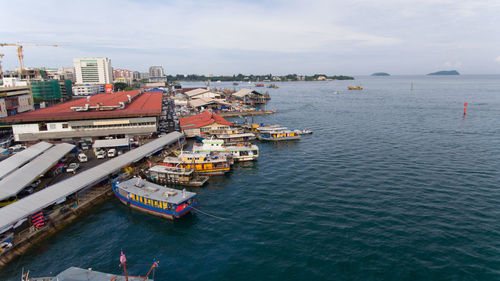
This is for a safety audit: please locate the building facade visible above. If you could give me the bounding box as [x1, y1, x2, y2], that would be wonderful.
[0, 86, 33, 118]
[149, 66, 164, 78]
[3, 90, 163, 142]
[72, 85, 101, 96]
[74, 58, 113, 85]
[113, 69, 134, 84]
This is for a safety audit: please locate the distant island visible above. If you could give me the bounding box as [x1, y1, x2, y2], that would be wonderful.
[371, 72, 390, 76]
[427, 70, 460, 76]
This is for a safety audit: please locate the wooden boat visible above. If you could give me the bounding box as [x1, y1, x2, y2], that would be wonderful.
[267, 84, 279, 88]
[255, 83, 264, 87]
[193, 138, 259, 162]
[147, 165, 209, 187]
[256, 129, 301, 141]
[163, 152, 231, 176]
[348, 85, 363, 90]
[112, 177, 197, 220]
[215, 132, 256, 145]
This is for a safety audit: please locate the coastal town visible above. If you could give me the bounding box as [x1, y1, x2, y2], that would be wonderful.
[0, 55, 320, 278]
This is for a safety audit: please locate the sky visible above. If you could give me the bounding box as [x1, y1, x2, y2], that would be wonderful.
[1, 0, 500, 75]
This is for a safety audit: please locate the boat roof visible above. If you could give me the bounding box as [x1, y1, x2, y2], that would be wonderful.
[48, 266, 152, 281]
[149, 165, 194, 176]
[216, 133, 255, 139]
[257, 126, 288, 131]
[116, 177, 196, 204]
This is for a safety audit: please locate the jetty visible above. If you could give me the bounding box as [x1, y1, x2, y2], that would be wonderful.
[0, 132, 184, 267]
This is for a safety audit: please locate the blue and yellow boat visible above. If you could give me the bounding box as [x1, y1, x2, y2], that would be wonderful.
[112, 177, 197, 220]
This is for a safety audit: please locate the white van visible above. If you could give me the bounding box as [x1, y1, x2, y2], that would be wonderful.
[78, 153, 88, 162]
[107, 148, 116, 158]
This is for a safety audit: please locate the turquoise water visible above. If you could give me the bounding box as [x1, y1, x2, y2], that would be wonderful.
[2, 76, 500, 280]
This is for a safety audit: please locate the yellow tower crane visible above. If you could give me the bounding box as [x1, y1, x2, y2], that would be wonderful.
[0, 43, 58, 75]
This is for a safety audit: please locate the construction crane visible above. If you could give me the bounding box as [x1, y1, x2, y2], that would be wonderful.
[0, 43, 58, 75]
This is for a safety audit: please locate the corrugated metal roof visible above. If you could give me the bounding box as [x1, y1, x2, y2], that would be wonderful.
[0, 143, 75, 201]
[184, 88, 209, 97]
[93, 138, 130, 148]
[0, 142, 53, 180]
[0, 132, 184, 232]
[232, 88, 257, 98]
[189, 98, 231, 108]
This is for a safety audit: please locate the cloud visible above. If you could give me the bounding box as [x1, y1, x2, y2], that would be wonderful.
[1, 0, 500, 74]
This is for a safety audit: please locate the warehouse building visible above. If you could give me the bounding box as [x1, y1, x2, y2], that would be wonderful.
[2, 90, 163, 143]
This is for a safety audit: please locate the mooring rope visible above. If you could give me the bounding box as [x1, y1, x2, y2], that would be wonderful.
[192, 208, 231, 221]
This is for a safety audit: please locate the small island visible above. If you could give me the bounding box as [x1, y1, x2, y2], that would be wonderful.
[427, 70, 460, 76]
[371, 72, 390, 76]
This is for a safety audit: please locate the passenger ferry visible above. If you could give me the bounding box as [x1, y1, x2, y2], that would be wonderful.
[147, 165, 209, 187]
[193, 138, 259, 162]
[215, 132, 256, 145]
[256, 129, 301, 141]
[163, 152, 231, 176]
[112, 177, 197, 220]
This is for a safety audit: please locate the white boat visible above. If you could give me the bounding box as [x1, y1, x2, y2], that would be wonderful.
[193, 138, 259, 162]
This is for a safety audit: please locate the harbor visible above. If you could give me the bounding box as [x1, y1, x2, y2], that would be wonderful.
[0, 77, 499, 280]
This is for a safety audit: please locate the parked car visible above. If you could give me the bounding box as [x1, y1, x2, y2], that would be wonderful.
[66, 163, 80, 173]
[78, 153, 88, 162]
[81, 143, 89, 150]
[96, 150, 106, 159]
[107, 148, 116, 158]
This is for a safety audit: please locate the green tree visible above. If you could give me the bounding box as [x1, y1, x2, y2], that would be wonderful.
[114, 82, 128, 91]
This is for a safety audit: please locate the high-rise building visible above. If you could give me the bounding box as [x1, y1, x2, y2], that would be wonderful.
[73, 58, 113, 85]
[149, 66, 164, 78]
[113, 69, 134, 84]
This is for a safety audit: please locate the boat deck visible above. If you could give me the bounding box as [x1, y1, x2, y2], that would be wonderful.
[116, 178, 196, 204]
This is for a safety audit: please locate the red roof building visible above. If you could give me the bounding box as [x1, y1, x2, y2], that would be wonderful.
[180, 111, 232, 137]
[3, 90, 162, 123]
[6, 90, 164, 142]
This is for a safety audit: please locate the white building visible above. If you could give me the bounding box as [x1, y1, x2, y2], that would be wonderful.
[72, 85, 101, 96]
[73, 58, 113, 85]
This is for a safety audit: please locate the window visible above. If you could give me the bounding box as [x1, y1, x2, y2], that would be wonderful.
[39, 123, 47, 131]
[49, 124, 56, 130]
[62, 124, 69, 129]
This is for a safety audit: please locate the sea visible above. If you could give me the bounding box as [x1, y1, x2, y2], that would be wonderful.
[2, 75, 500, 280]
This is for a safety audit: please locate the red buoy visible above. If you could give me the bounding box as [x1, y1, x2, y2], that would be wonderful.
[464, 102, 468, 115]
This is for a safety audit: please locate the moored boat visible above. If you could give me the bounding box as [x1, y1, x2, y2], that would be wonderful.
[193, 138, 259, 162]
[112, 177, 197, 220]
[215, 132, 256, 145]
[147, 165, 209, 187]
[163, 152, 231, 176]
[256, 129, 301, 141]
[348, 85, 363, 90]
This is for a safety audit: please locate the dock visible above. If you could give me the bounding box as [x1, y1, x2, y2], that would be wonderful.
[0, 132, 184, 267]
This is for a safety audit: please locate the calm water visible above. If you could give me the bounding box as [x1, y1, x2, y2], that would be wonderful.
[3, 76, 500, 280]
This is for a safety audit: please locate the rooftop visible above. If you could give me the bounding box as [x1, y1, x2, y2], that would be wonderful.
[179, 111, 232, 129]
[2, 90, 163, 123]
